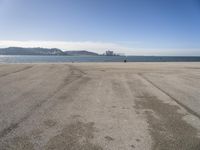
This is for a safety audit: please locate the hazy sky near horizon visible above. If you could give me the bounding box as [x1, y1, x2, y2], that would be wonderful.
[0, 0, 200, 55]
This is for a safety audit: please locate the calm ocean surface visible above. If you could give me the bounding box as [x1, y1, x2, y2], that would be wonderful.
[0, 55, 200, 63]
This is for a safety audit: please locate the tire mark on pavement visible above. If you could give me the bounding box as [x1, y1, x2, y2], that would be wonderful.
[0, 65, 86, 139]
[138, 73, 200, 120]
[0, 66, 34, 78]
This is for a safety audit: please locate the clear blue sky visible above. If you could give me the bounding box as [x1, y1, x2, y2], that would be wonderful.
[0, 0, 200, 55]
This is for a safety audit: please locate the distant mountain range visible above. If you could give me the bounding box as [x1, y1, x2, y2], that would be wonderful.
[0, 47, 99, 56]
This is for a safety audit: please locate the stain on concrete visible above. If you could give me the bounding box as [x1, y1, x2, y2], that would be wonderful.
[104, 136, 114, 141]
[187, 67, 200, 70]
[44, 119, 57, 128]
[136, 139, 140, 142]
[0, 136, 34, 150]
[135, 110, 140, 115]
[130, 144, 135, 148]
[58, 76, 90, 101]
[45, 121, 103, 150]
[135, 92, 200, 150]
[31, 129, 43, 138]
[71, 114, 82, 119]
[111, 80, 128, 99]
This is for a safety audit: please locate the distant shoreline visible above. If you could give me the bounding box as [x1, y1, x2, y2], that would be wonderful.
[1, 55, 200, 63]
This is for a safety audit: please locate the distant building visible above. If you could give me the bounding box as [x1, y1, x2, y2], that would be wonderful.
[103, 50, 122, 56]
[105, 50, 114, 56]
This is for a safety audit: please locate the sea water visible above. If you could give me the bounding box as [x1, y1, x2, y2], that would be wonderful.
[0, 55, 200, 63]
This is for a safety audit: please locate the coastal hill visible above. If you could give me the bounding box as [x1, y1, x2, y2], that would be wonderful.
[64, 50, 98, 56]
[0, 47, 64, 55]
[0, 47, 99, 56]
